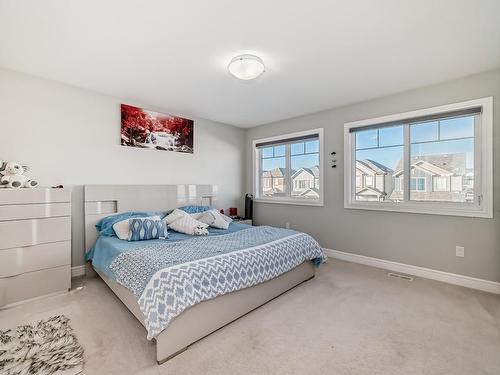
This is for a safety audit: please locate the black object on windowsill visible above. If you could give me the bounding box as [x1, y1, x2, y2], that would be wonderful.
[52, 185, 64, 188]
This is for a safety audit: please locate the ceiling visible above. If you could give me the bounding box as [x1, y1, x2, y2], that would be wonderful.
[1, 0, 499, 128]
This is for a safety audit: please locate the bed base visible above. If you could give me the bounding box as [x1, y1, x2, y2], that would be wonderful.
[94, 261, 315, 364]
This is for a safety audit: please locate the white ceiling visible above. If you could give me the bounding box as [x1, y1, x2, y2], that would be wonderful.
[1, 0, 500, 127]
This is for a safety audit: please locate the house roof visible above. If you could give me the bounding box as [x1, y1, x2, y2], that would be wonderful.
[291, 165, 320, 179]
[356, 186, 387, 197]
[298, 188, 320, 197]
[356, 159, 392, 175]
[393, 153, 466, 177]
[262, 168, 286, 178]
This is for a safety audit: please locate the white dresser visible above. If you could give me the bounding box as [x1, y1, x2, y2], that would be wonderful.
[0, 188, 71, 308]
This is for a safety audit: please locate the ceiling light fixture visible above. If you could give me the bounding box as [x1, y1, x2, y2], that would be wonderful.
[228, 54, 265, 80]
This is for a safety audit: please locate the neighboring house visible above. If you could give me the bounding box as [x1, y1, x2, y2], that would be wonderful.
[291, 166, 320, 197]
[390, 153, 471, 202]
[355, 159, 393, 202]
[262, 168, 286, 196]
[262, 165, 320, 198]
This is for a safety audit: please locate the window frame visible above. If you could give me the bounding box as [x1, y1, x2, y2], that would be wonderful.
[253, 128, 324, 206]
[344, 97, 493, 218]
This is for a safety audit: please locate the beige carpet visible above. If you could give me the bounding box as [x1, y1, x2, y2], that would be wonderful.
[0, 260, 499, 375]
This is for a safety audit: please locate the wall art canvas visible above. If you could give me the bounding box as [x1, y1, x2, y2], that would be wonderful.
[121, 104, 194, 153]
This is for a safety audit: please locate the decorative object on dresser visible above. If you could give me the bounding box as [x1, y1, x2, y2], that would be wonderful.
[121, 104, 194, 153]
[0, 160, 39, 188]
[0, 187, 71, 308]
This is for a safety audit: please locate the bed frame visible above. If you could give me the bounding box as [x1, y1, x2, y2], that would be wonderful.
[84, 184, 315, 363]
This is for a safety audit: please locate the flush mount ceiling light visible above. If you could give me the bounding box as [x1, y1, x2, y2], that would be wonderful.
[228, 54, 265, 80]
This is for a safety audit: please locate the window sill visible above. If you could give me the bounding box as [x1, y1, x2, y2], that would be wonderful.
[344, 201, 492, 218]
[254, 198, 324, 207]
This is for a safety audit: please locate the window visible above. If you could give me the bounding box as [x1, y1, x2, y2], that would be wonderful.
[365, 175, 374, 187]
[411, 177, 426, 192]
[344, 97, 493, 218]
[253, 129, 323, 205]
[432, 176, 447, 192]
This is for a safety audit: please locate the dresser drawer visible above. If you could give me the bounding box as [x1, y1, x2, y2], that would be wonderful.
[0, 188, 71, 205]
[0, 203, 71, 221]
[0, 241, 71, 277]
[0, 217, 71, 250]
[0, 265, 70, 308]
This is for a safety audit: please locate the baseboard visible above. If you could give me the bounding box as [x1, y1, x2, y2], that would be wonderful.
[324, 248, 500, 295]
[71, 265, 86, 278]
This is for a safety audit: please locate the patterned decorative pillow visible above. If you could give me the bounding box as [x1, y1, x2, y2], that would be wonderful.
[128, 218, 169, 241]
[178, 205, 213, 214]
[197, 209, 232, 229]
[96, 211, 160, 236]
[113, 215, 161, 240]
[168, 215, 209, 236]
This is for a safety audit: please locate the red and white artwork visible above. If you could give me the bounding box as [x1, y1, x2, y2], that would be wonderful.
[121, 104, 194, 153]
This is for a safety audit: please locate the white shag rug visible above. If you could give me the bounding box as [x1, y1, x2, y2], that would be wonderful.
[0, 315, 84, 375]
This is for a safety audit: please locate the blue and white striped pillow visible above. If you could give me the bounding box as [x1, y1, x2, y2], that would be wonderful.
[128, 218, 168, 241]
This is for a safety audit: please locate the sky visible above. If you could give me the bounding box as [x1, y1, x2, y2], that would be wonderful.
[262, 140, 319, 171]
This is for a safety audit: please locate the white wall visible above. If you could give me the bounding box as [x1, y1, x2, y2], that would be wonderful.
[0, 68, 246, 266]
[246, 69, 500, 282]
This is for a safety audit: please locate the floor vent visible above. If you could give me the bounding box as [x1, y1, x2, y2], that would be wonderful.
[387, 272, 414, 281]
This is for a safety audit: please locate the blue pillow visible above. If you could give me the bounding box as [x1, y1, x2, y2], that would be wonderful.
[178, 205, 213, 214]
[128, 218, 168, 241]
[95, 211, 162, 237]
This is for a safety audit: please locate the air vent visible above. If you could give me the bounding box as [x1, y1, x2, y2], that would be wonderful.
[387, 272, 414, 281]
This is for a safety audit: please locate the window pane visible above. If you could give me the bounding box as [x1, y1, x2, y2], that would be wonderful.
[261, 156, 285, 198]
[291, 149, 320, 199]
[261, 147, 273, 158]
[356, 129, 377, 150]
[305, 140, 319, 153]
[379, 126, 403, 147]
[274, 145, 285, 157]
[410, 137, 474, 202]
[440, 116, 474, 140]
[410, 121, 438, 143]
[291, 142, 304, 155]
[355, 132, 403, 203]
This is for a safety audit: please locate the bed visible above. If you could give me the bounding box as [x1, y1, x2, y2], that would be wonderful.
[84, 185, 324, 363]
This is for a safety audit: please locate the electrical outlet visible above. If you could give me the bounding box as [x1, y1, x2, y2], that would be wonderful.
[285, 222, 290, 229]
[456, 246, 465, 257]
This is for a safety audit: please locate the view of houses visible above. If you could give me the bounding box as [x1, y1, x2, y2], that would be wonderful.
[355, 153, 474, 202]
[262, 166, 320, 198]
[261, 152, 473, 203]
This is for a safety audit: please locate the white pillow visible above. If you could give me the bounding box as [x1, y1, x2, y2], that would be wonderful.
[168, 215, 209, 236]
[197, 209, 232, 229]
[113, 215, 161, 240]
[163, 209, 189, 225]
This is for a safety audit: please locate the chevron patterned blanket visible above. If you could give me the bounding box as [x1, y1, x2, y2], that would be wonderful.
[110, 226, 324, 339]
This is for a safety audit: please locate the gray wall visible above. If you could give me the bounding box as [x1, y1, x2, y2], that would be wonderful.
[246, 69, 500, 282]
[0, 68, 246, 267]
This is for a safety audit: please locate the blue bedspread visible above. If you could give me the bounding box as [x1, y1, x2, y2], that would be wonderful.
[85, 221, 251, 280]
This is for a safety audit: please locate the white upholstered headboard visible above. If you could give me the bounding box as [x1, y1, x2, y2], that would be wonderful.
[84, 184, 217, 251]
